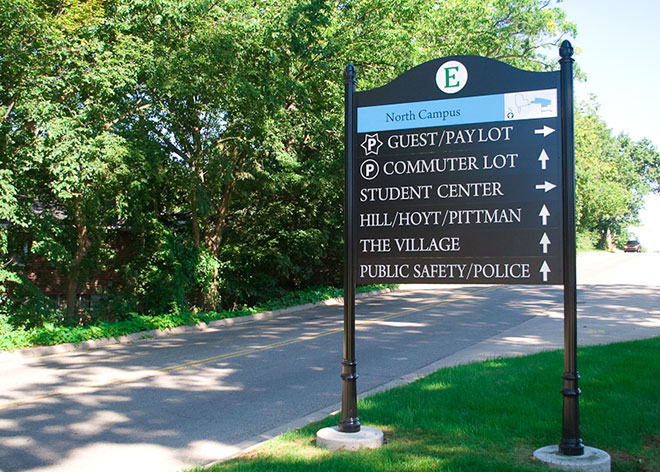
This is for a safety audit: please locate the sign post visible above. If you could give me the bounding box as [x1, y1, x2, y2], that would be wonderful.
[324, 42, 609, 468]
[558, 39, 584, 457]
[339, 64, 360, 433]
[316, 66, 385, 450]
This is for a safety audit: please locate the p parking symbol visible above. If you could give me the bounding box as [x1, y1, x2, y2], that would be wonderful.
[360, 159, 380, 180]
[361, 133, 383, 156]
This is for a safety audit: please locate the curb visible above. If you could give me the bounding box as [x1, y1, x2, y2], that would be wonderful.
[0, 288, 397, 361]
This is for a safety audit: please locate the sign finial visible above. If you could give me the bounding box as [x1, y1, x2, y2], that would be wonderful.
[344, 64, 357, 85]
[559, 40, 574, 62]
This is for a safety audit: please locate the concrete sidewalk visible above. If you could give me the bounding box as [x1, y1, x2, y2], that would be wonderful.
[370, 282, 660, 394]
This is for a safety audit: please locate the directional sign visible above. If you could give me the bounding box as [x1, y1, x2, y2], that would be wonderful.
[352, 56, 563, 285]
[339, 42, 582, 451]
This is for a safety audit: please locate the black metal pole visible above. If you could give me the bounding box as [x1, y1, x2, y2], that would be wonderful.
[558, 40, 584, 456]
[339, 64, 360, 433]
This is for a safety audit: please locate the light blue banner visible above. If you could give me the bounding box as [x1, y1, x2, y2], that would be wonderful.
[357, 89, 557, 133]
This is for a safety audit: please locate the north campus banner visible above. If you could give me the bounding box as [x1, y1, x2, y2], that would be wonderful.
[351, 56, 564, 285]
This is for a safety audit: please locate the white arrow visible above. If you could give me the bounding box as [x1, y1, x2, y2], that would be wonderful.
[539, 233, 551, 254]
[539, 204, 550, 226]
[535, 181, 557, 192]
[540, 261, 551, 282]
[534, 125, 555, 137]
[538, 149, 550, 170]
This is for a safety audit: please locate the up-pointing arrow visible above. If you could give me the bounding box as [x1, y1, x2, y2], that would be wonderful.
[535, 181, 557, 192]
[539, 233, 551, 254]
[539, 204, 550, 225]
[534, 125, 555, 137]
[538, 149, 550, 170]
[540, 261, 551, 282]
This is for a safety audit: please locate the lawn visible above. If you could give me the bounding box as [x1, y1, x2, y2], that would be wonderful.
[191, 337, 660, 472]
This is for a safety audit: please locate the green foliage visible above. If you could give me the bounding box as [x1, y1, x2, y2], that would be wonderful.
[574, 100, 660, 244]
[4, 0, 654, 341]
[1, 276, 64, 328]
[576, 230, 598, 251]
[0, 283, 395, 350]
[1, 0, 152, 320]
[612, 229, 633, 251]
[109, 224, 201, 316]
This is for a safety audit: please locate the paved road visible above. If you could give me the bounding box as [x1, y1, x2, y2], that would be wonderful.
[1, 252, 658, 472]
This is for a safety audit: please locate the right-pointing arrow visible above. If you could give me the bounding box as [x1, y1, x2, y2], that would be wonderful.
[534, 125, 555, 137]
[540, 233, 551, 254]
[540, 261, 551, 282]
[535, 181, 557, 192]
[539, 204, 550, 225]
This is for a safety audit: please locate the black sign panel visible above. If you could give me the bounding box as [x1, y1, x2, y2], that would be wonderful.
[352, 56, 563, 284]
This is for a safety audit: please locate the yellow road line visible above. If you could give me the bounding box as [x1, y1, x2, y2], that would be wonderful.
[0, 286, 500, 411]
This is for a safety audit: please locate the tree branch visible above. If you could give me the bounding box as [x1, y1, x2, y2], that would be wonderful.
[151, 125, 190, 162]
[0, 101, 15, 127]
[104, 101, 151, 130]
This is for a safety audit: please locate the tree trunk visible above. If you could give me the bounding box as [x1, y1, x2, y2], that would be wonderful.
[201, 148, 246, 309]
[66, 205, 91, 322]
[206, 148, 246, 256]
[190, 160, 202, 247]
[65, 267, 79, 322]
[191, 185, 200, 247]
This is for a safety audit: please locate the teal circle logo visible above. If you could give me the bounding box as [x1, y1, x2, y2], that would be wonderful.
[436, 61, 468, 94]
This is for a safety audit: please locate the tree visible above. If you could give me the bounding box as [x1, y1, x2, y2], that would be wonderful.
[0, 0, 52, 296]
[213, 0, 577, 303]
[121, 0, 577, 309]
[1, 0, 151, 321]
[2, 0, 580, 322]
[574, 100, 660, 248]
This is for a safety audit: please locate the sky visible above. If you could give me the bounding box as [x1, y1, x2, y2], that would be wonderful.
[557, 0, 660, 251]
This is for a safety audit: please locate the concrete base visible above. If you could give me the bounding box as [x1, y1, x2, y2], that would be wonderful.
[533, 445, 611, 472]
[316, 426, 384, 451]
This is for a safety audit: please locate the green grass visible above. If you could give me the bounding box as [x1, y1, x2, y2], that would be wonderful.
[191, 337, 660, 472]
[0, 284, 396, 351]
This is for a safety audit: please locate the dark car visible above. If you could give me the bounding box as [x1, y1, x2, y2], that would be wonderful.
[624, 240, 642, 252]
